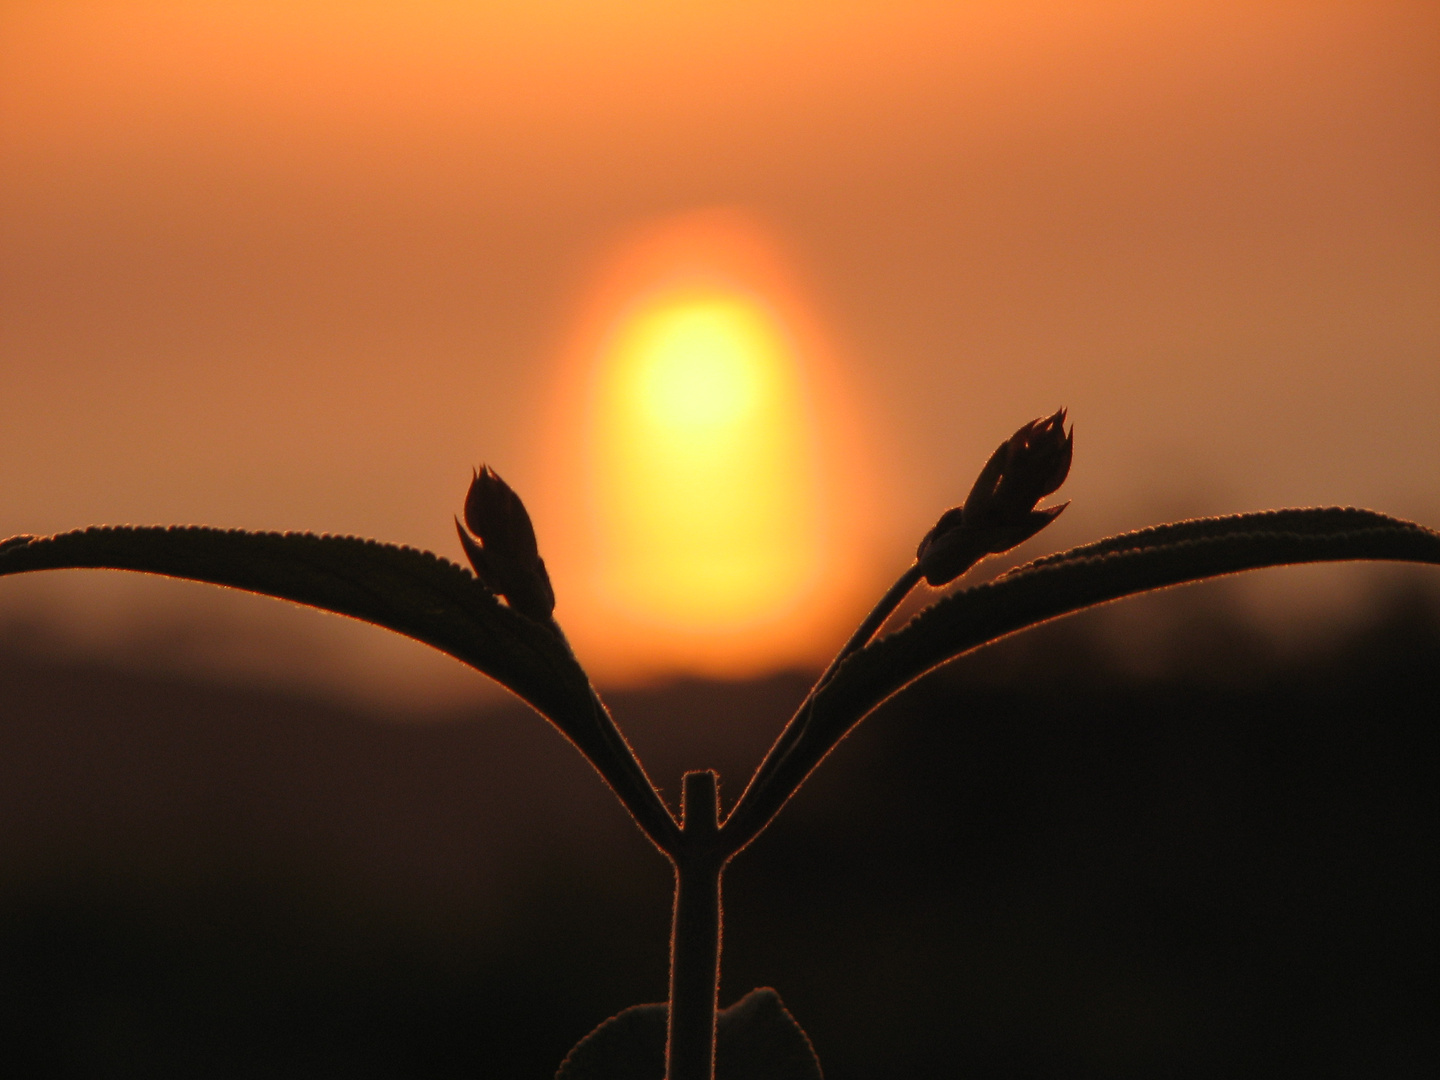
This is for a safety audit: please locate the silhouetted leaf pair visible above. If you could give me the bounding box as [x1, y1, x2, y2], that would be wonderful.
[6, 428, 1440, 1080]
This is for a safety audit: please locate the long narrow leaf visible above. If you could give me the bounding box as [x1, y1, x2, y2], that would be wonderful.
[0, 524, 683, 848]
[0, 526, 596, 743]
[831, 507, 1440, 750]
[726, 508, 1440, 842]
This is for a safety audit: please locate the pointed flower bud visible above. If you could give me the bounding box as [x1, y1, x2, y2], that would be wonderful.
[963, 408, 1072, 527]
[456, 465, 556, 621]
[916, 409, 1073, 586]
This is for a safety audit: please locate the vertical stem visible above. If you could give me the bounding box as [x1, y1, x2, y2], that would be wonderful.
[667, 771, 723, 1080]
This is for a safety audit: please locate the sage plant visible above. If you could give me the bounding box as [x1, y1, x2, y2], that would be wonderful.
[3, 410, 1438, 1080]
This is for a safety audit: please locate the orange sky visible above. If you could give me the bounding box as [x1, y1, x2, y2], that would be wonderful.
[2, 1, 1437, 707]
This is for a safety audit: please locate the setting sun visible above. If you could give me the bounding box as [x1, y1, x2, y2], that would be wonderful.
[592, 291, 818, 627]
[539, 211, 875, 680]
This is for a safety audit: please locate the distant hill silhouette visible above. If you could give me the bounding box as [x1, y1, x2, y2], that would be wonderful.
[1, 586, 1436, 1078]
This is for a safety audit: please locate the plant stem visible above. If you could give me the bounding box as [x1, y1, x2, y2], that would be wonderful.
[722, 562, 925, 849]
[667, 771, 723, 1080]
[585, 690, 682, 852]
[812, 561, 925, 695]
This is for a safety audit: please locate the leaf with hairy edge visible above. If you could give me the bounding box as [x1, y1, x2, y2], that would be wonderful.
[0, 526, 601, 748]
[715, 988, 823, 1080]
[1015, 507, 1417, 570]
[728, 508, 1440, 840]
[555, 1002, 666, 1080]
[555, 990, 822, 1080]
[830, 508, 1440, 745]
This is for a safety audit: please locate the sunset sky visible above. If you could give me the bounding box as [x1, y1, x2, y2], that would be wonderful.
[2, 1, 1436, 707]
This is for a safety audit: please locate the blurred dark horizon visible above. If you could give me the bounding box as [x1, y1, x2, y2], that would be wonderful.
[1, 577, 1436, 1077]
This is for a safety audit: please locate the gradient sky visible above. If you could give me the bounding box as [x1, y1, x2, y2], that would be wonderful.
[2, 1, 1436, 707]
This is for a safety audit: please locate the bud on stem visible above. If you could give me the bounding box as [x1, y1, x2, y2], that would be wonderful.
[917, 409, 1073, 586]
[456, 465, 556, 622]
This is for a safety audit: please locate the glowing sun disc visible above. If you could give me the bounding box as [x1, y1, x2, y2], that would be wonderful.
[592, 290, 819, 627]
[538, 210, 875, 680]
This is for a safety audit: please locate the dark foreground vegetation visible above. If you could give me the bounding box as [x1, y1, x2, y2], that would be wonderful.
[1, 583, 1434, 1079]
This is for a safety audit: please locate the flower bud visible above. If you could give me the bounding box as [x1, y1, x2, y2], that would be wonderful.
[916, 409, 1073, 586]
[456, 465, 556, 621]
[963, 408, 1072, 527]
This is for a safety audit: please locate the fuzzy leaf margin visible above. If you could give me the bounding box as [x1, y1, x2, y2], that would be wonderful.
[828, 507, 1440, 747]
[725, 508, 1440, 841]
[0, 526, 598, 745]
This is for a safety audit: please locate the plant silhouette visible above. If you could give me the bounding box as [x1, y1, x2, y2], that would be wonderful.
[4, 410, 1439, 1080]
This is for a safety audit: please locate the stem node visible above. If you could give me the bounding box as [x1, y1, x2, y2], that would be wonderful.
[667, 771, 724, 1080]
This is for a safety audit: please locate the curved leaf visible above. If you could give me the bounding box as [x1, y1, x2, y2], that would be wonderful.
[850, 508, 1440, 709]
[0, 526, 598, 745]
[555, 1002, 667, 1080]
[555, 990, 822, 1080]
[0, 525, 682, 848]
[726, 508, 1440, 842]
[716, 988, 824, 1080]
